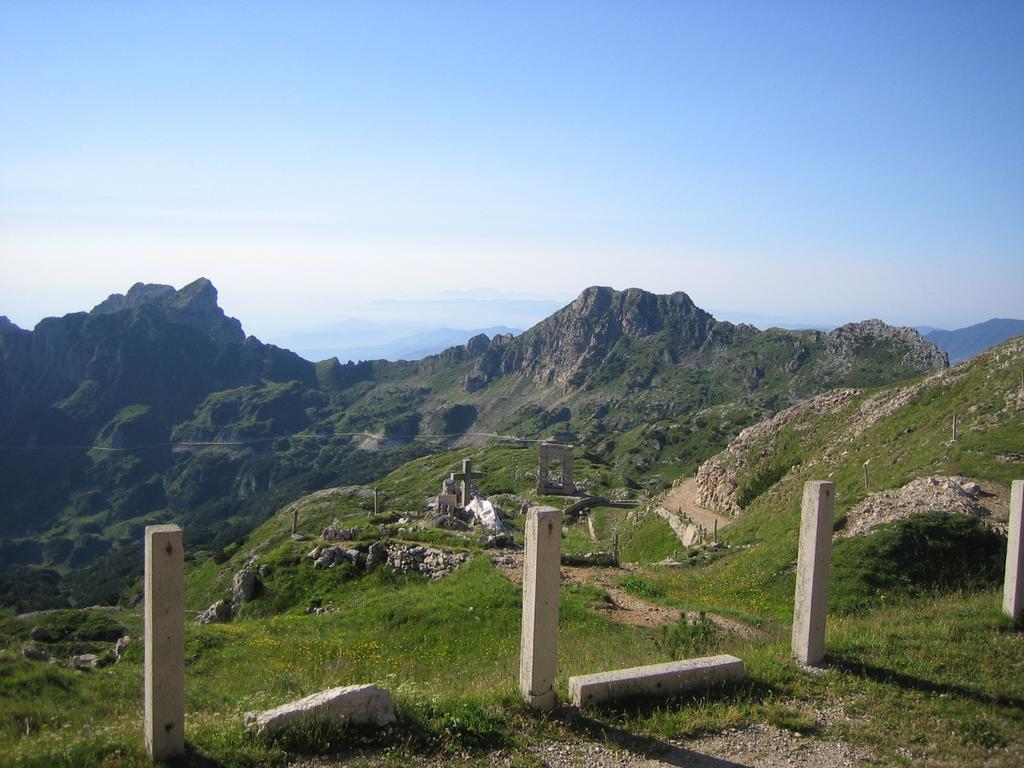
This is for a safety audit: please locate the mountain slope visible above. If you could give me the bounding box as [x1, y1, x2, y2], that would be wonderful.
[0, 279, 948, 609]
[924, 318, 1024, 364]
[660, 335, 1024, 618]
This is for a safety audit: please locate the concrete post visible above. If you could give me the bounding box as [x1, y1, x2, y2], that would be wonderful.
[1003, 480, 1024, 619]
[519, 506, 561, 710]
[145, 524, 185, 761]
[373, 488, 379, 516]
[792, 481, 834, 667]
[952, 412, 958, 442]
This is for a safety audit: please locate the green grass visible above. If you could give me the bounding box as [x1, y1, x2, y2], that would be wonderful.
[4, 340, 1023, 765]
[617, 512, 679, 563]
[3, 571, 1024, 766]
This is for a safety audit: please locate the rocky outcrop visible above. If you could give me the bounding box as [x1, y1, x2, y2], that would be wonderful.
[92, 278, 245, 345]
[838, 475, 993, 538]
[308, 545, 366, 570]
[231, 568, 260, 603]
[196, 599, 235, 625]
[457, 289, 947, 398]
[195, 564, 261, 625]
[321, 519, 360, 541]
[385, 544, 470, 579]
[466, 287, 717, 390]
[304, 541, 468, 580]
[825, 319, 949, 373]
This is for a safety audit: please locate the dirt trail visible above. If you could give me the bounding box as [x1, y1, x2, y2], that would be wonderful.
[491, 552, 756, 637]
[493, 553, 679, 628]
[660, 479, 734, 538]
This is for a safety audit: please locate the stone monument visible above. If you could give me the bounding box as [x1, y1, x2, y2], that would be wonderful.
[537, 443, 575, 495]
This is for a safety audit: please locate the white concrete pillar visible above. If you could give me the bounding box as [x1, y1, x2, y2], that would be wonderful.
[145, 524, 185, 761]
[1003, 480, 1024, 619]
[519, 506, 561, 710]
[792, 481, 834, 667]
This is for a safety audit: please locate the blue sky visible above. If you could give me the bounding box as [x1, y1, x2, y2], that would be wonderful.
[1, 1, 1021, 339]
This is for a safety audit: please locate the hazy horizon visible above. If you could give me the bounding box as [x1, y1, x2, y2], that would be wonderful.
[2, 277, 1017, 347]
[3, 2, 1022, 337]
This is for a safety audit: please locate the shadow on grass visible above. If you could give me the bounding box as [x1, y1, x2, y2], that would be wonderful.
[547, 680, 778, 768]
[166, 742, 226, 767]
[828, 654, 1024, 709]
[551, 707, 747, 767]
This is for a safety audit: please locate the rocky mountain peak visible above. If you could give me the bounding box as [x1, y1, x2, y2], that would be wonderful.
[92, 283, 176, 314]
[91, 277, 244, 345]
[464, 285, 716, 391]
[827, 319, 948, 370]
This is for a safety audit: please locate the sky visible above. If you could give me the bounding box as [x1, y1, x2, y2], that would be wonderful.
[1, 1, 1022, 341]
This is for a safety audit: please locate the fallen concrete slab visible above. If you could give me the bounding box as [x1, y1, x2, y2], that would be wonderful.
[244, 683, 396, 733]
[569, 654, 745, 707]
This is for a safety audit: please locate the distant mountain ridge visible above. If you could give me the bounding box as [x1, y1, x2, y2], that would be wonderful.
[923, 319, 1024, 364]
[0, 278, 948, 609]
[285, 325, 522, 364]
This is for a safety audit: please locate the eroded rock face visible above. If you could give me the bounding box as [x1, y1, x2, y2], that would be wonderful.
[695, 389, 862, 515]
[244, 683, 396, 733]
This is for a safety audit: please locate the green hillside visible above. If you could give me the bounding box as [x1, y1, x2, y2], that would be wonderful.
[2, 338, 1021, 766]
[1, 282, 950, 611]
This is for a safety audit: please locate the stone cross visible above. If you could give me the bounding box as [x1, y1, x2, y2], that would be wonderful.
[792, 481, 834, 667]
[1003, 480, 1024, 619]
[520, 506, 561, 710]
[144, 524, 185, 761]
[450, 458, 483, 506]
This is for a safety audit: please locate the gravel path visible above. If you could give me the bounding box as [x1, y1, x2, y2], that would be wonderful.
[288, 720, 871, 767]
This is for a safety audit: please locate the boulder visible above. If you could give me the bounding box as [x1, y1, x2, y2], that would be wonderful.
[72, 653, 101, 670]
[196, 600, 235, 625]
[432, 514, 469, 531]
[232, 568, 259, 603]
[112, 635, 131, 660]
[365, 542, 387, 572]
[483, 532, 514, 549]
[22, 644, 50, 662]
[466, 498, 508, 531]
[960, 480, 982, 496]
[244, 683, 396, 733]
[29, 626, 54, 642]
